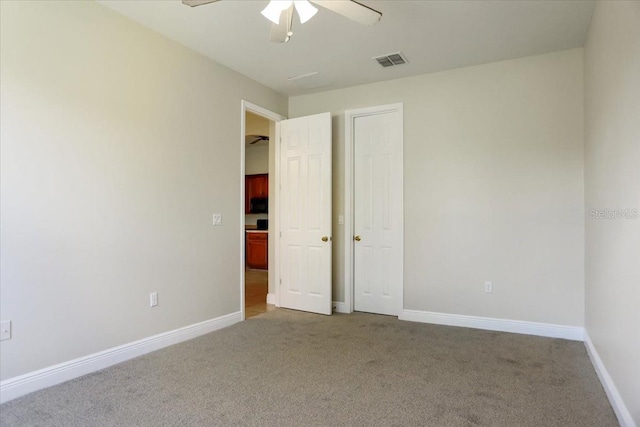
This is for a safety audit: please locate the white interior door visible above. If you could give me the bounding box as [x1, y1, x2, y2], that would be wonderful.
[279, 112, 332, 315]
[353, 109, 403, 316]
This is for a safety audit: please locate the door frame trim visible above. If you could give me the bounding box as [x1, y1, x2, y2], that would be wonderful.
[240, 101, 285, 320]
[344, 103, 404, 315]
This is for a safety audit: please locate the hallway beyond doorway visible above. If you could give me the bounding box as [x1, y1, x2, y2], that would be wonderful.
[245, 269, 276, 318]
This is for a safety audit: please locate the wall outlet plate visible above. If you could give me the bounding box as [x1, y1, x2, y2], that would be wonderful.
[484, 281, 493, 293]
[150, 292, 158, 307]
[213, 214, 222, 226]
[0, 320, 11, 341]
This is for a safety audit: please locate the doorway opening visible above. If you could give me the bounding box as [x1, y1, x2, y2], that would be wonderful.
[241, 103, 333, 318]
[240, 101, 285, 320]
[244, 111, 273, 318]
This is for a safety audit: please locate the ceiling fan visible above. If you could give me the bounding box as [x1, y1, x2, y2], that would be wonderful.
[182, 0, 382, 43]
[247, 135, 270, 145]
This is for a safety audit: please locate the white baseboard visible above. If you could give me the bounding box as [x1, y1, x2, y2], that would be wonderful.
[266, 293, 276, 305]
[399, 309, 584, 341]
[332, 301, 350, 314]
[584, 332, 637, 427]
[0, 311, 242, 404]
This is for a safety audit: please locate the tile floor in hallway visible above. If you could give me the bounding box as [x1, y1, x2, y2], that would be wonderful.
[245, 268, 276, 318]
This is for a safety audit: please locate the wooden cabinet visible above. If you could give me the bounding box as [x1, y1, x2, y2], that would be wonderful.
[245, 174, 269, 213]
[246, 231, 268, 270]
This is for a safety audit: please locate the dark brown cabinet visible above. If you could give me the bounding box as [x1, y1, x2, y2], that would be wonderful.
[245, 174, 268, 213]
[246, 231, 268, 270]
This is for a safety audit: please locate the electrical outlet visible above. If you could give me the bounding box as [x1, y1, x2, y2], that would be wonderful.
[213, 214, 222, 226]
[338, 215, 344, 225]
[150, 292, 158, 307]
[484, 281, 493, 293]
[0, 320, 11, 341]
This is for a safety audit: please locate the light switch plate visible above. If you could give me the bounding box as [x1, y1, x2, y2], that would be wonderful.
[213, 214, 222, 226]
[0, 320, 11, 341]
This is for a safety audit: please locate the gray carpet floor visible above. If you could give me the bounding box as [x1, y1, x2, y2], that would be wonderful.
[0, 309, 618, 426]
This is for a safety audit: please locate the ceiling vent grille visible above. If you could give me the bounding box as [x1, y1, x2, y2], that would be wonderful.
[373, 52, 408, 68]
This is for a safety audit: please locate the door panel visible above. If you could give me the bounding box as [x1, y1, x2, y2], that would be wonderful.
[279, 113, 332, 315]
[354, 111, 403, 316]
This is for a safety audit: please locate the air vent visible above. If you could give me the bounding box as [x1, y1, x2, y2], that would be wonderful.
[373, 52, 408, 68]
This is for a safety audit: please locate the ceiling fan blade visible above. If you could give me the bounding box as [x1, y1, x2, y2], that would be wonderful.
[250, 136, 268, 144]
[270, 5, 294, 43]
[311, 0, 381, 26]
[182, 0, 220, 8]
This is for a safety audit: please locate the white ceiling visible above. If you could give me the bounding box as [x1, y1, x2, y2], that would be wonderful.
[99, 0, 595, 96]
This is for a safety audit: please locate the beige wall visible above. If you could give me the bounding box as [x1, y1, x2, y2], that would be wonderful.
[245, 112, 270, 139]
[245, 146, 269, 175]
[244, 113, 269, 226]
[584, 1, 640, 424]
[0, 0, 286, 380]
[290, 49, 585, 326]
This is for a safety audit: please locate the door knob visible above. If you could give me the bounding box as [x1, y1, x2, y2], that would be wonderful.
[354, 235, 361, 241]
[322, 236, 329, 242]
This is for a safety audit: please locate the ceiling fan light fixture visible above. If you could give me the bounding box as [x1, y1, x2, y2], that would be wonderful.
[294, 0, 318, 24]
[261, 0, 292, 25]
